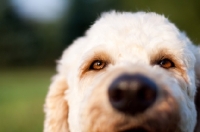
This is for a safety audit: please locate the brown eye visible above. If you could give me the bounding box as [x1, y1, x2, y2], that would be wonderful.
[89, 60, 106, 70]
[158, 59, 175, 69]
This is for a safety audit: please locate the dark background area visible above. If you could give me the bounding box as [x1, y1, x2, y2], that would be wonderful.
[0, 0, 200, 132]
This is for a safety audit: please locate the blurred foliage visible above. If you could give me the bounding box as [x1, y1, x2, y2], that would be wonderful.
[0, 7, 40, 66]
[62, 0, 119, 46]
[0, 0, 200, 67]
[0, 67, 55, 132]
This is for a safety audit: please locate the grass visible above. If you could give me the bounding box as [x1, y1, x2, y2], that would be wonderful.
[0, 67, 56, 132]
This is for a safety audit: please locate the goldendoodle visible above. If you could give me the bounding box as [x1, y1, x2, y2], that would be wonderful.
[44, 11, 200, 132]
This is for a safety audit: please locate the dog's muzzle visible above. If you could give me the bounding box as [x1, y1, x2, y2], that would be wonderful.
[82, 70, 180, 132]
[108, 74, 158, 115]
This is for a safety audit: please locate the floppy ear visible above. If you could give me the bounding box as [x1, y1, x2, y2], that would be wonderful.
[44, 74, 69, 132]
[194, 46, 200, 132]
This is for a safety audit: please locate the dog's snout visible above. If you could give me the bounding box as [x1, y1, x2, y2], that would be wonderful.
[108, 74, 158, 115]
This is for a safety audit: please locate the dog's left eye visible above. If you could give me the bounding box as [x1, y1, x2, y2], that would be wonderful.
[89, 60, 106, 70]
[158, 59, 175, 69]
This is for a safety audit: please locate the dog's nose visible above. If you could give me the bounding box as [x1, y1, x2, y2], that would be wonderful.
[108, 74, 158, 115]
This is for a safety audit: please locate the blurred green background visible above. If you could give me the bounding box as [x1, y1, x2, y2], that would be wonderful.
[0, 0, 200, 132]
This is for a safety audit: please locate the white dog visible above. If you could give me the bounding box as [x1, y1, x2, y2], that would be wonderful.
[44, 11, 200, 132]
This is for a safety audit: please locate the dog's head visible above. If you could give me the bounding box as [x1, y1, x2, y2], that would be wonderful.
[44, 11, 200, 132]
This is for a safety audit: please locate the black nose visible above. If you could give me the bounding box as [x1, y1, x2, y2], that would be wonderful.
[108, 74, 158, 115]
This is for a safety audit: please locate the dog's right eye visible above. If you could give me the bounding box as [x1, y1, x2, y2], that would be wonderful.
[89, 60, 106, 70]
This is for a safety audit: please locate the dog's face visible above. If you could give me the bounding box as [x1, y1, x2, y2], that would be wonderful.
[44, 12, 200, 132]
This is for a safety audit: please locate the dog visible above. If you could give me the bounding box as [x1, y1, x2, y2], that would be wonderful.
[44, 11, 200, 132]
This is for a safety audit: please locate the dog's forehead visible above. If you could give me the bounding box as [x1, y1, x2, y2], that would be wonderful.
[59, 11, 196, 75]
[88, 12, 177, 42]
[85, 12, 190, 53]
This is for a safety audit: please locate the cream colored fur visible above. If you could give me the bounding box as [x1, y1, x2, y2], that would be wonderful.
[44, 11, 200, 132]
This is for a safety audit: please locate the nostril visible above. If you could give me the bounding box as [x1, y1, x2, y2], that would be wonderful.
[108, 74, 158, 115]
[108, 84, 128, 110]
[109, 88, 124, 102]
[137, 83, 157, 109]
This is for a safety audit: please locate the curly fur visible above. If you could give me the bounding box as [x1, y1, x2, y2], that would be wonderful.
[44, 11, 200, 132]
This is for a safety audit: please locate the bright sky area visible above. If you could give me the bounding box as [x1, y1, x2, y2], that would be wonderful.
[10, 0, 68, 22]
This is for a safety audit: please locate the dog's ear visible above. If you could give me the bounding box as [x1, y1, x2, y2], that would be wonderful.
[44, 74, 69, 132]
[194, 46, 200, 132]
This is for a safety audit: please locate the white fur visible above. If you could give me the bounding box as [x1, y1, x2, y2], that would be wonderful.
[44, 11, 200, 132]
